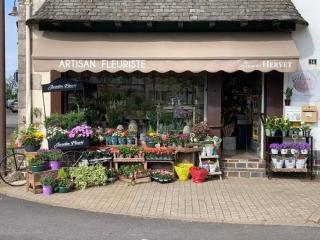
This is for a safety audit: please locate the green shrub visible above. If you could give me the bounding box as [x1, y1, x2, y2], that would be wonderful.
[69, 164, 107, 190]
[40, 175, 55, 186]
[45, 112, 85, 130]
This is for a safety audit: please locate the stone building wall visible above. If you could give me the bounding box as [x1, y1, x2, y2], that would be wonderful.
[17, 0, 26, 126]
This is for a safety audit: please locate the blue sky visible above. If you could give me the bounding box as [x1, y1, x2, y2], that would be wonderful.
[5, 0, 18, 78]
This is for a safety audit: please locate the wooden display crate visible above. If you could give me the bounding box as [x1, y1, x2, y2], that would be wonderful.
[26, 170, 58, 194]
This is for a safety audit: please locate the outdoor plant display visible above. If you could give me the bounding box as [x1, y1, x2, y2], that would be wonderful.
[284, 87, 293, 106]
[300, 122, 312, 137]
[19, 125, 44, 152]
[105, 128, 115, 145]
[299, 142, 311, 155]
[40, 175, 55, 195]
[290, 142, 300, 155]
[106, 169, 118, 183]
[189, 166, 209, 183]
[144, 147, 174, 161]
[280, 143, 290, 155]
[45, 112, 85, 130]
[116, 146, 143, 158]
[190, 121, 210, 142]
[118, 163, 145, 179]
[47, 149, 63, 170]
[176, 133, 190, 147]
[271, 155, 284, 169]
[145, 130, 160, 147]
[28, 156, 46, 173]
[150, 170, 174, 183]
[265, 116, 275, 137]
[69, 164, 107, 190]
[56, 168, 72, 193]
[269, 143, 281, 155]
[68, 124, 93, 139]
[279, 117, 292, 137]
[46, 126, 68, 142]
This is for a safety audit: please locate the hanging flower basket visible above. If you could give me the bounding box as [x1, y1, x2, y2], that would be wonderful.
[189, 167, 208, 183]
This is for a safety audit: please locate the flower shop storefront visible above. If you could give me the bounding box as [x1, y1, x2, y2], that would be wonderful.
[14, 29, 306, 188]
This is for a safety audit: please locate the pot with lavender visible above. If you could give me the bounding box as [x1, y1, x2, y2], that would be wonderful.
[290, 143, 300, 155]
[280, 143, 290, 155]
[299, 142, 311, 155]
[269, 143, 280, 155]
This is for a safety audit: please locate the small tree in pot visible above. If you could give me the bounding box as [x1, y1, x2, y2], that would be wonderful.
[284, 87, 293, 106]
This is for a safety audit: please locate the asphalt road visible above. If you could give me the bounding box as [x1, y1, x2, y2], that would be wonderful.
[0, 194, 319, 240]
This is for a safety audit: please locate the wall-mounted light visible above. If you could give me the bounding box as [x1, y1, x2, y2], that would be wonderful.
[9, 0, 18, 16]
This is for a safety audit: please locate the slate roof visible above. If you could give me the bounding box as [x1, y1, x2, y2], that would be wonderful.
[30, 0, 307, 24]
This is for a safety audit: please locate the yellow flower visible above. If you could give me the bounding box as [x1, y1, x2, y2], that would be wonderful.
[34, 131, 43, 139]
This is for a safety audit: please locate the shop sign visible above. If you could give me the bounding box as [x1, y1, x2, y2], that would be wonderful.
[42, 77, 83, 92]
[58, 59, 146, 71]
[48, 138, 89, 150]
[239, 60, 294, 71]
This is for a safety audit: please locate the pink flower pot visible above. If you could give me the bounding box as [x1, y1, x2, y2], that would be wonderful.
[49, 161, 60, 170]
[42, 185, 53, 196]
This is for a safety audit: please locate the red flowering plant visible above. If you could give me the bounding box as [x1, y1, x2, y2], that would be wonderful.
[191, 121, 210, 142]
[143, 147, 174, 161]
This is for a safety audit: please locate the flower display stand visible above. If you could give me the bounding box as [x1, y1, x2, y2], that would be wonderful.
[265, 136, 314, 180]
[113, 155, 147, 171]
[199, 154, 223, 180]
[26, 170, 58, 194]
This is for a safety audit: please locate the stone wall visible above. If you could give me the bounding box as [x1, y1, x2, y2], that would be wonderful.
[17, 0, 26, 126]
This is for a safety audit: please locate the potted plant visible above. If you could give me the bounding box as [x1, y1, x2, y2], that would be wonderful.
[296, 156, 308, 169]
[189, 166, 209, 183]
[284, 87, 293, 106]
[300, 122, 311, 137]
[28, 156, 46, 172]
[146, 131, 159, 148]
[106, 169, 118, 183]
[279, 117, 291, 137]
[265, 116, 274, 137]
[272, 155, 284, 169]
[46, 126, 68, 146]
[190, 121, 210, 142]
[105, 128, 115, 145]
[56, 168, 72, 193]
[48, 149, 63, 170]
[118, 130, 128, 145]
[20, 125, 44, 152]
[299, 142, 311, 155]
[290, 143, 300, 155]
[285, 157, 296, 169]
[280, 143, 290, 155]
[176, 133, 190, 147]
[40, 175, 55, 195]
[269, 143, 280, 155]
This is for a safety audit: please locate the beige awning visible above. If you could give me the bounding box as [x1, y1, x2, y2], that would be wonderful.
[32, 32, 300, 73]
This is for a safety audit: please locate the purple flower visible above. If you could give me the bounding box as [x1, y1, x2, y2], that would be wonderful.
[280, 143, 291, 149]
[68, 124, 93, 139]
[290, 143, 300, 150]
[299, 143, 311, 150]
[269, 143, 280, 150]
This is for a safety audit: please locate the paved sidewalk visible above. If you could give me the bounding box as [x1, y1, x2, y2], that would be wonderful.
[1, 178, 320, 227]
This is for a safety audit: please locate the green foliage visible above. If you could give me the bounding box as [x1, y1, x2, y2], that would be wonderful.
[45, 112, 85, 130]
[40, 175, 55, 186]
[28, 156, 45, 166]
[84, 108, 100, 126]
[38, 149, 63, 162]
[118, 163, 144, 177]
[106, 169, 118, 178]
[69, 164, 107, 190]
[284, 87, 293, 100]
[57, 168, 71, 188]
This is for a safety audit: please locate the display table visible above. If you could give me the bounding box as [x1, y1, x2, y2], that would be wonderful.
[169, 147, 202, 165]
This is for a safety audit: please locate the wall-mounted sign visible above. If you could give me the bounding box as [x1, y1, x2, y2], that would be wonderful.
[284, 106, 302, 122]
[42, 77, 84, 92]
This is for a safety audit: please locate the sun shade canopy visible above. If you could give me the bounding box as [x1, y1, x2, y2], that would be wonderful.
[33, 32, 300, 73]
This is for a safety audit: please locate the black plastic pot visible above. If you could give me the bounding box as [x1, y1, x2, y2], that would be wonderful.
[285, 99, 291, 106]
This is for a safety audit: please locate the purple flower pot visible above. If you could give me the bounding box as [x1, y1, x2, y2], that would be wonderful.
[42, 185, 53, 196]
[49, 160, 60, 170]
